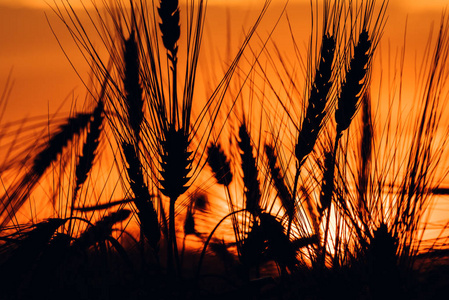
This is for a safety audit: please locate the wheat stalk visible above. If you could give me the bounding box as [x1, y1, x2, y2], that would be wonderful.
[317, 146, 335, 268]
[159, 125, 192, 274]
[317, 25, 374, 268]
[291, 33, 336, 234]
[265, 144, 294, 223]
[73, 198, 134, 212]
[156, 0, 188, 275]
[206, 141, 246, 256]
[122, 142, 160, 251]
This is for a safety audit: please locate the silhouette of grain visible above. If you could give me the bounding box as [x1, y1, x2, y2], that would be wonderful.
[335, 30, 372, 135]
[0, 113, 91, 227]
[238, 123, 261, 217]
[74, 100, 104, 201]
[34, 113, 92, 177]
[265, 144, 294, 221]
[295, 34, 336, 167]
[123, 30, 143, 142]
[73, 209, 131, 250]
[207, 142, 233, 186]
[319, 149, 335, 216]
[158, 0, 180, 60]
[122, 142, 160, 251]
[159, 125, 192, 200]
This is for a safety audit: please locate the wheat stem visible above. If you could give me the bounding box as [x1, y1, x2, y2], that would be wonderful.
[122, 142, 160, 252]
[265, 144, 295, 236]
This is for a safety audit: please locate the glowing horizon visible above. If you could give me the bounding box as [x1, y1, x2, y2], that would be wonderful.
[0, 0, 447, 10]
[1, 0, 449, 282]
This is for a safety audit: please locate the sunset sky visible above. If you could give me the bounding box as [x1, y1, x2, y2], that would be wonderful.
[1, 0, 448, 9]
[0, 0, 448, 246]
[0, 0, 446, 123]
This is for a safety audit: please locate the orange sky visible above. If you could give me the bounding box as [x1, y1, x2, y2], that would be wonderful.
[0, 0, 446, 124]
[0, 0, 448, 244]
[1, 0, 448, 9]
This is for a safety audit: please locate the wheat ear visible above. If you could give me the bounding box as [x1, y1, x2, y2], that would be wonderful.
[238, 123, 261, 216]
[301, 186, 321, 241]
[34, 113, 92, 176]
[292, 34, 336, 221]
[73, 209, 131, 250]
[207, 141, 244, 254]
[123, 30, 143, 142]
[158, 0, 180, 61]
[295, 34, 336, 167]
[318, 29, 373, 268]
[73, 100, 104, 202]
[0, 113, 92, 227]
[159, 125, 191, 274]
[159, 125, 192, 200]
[335, 29, 372, 136]
[207, 142, 233, 186]
[325, 29, 372, 218]
[69, 100, 104, 236]
[319, 149, 335, 217]
[323, 28, 372, 217]
[158, 0, 180, 125]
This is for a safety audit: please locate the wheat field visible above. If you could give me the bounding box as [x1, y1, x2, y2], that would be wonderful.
[1, 0, 449, 299]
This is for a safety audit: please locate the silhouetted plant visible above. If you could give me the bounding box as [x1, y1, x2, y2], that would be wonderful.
[2, 0, 449, 299]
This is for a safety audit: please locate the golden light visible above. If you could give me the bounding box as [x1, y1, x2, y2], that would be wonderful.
[1, 1, 449, 297]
